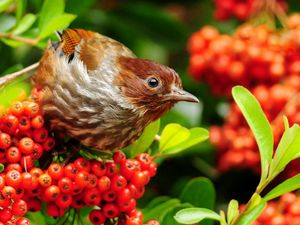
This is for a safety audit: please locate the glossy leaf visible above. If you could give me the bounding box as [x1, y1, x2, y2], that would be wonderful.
[227, 200, 239, 225]
[180, 177, 215, 210]
[16, 0, 26, 23]
[174, 208, 220, 224]
[38, 14, 76, 39]
[142, 196, 171, 211]
[180, 177, 215, 225]
[159, 123, 190, 152]
[0, 0, 14, 13]
[269, 124, 300, 179]
[264, 174, 300, 201]
[143, 198, 180, 222]
[0, 15, 15, 32]
[0, 75, 31, 108]
[130, 119, 160, 157]
[38, 0, 64, 30]
[161, 203, 193, 225]
[12, 14, 36, 35]
[162, 127, 209, 155]
[236, 201, 266, 225]
[232, 86, 273, 186]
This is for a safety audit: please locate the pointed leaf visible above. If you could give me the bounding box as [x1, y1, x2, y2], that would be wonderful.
[174, 208, 220, 224]
[12, 14, 36, 35]
[38, 0, 64, 30]
[162, 127, 209, 155]
[0, 0, 14, 13]
[130, 120, 160, 157]
[269, 124, 300, 179]
[236, 201, 266, 225]
[232, 86, 273, 185]
[159, 123, 190, 153]
[264, 174, 300, 201]
[38, 14, 76, 39]
[227, 200, 239, 225]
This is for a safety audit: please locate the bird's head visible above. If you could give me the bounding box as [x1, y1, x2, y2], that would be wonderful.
[115, 57, 199, 121]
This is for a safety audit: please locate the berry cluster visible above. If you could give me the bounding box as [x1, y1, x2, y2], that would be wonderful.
[0, 94, 160, 225]
[0, 99, 55, 224]
[252, 192, 300, 225]
[188, 13, 300, 96]
[213, 0, 287, 21]
[210, 75, 300, 173]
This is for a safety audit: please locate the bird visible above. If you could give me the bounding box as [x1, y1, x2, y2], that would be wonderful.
[9, 29, 200, 151]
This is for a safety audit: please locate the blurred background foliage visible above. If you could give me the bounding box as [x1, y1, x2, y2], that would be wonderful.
[4, 0, 300, 221]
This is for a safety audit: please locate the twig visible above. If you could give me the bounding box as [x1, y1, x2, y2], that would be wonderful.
[0, 62, 39, 87]
[0, 32, 39, 46]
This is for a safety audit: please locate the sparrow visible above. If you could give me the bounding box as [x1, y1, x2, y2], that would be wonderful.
[27, 29, 199, 150]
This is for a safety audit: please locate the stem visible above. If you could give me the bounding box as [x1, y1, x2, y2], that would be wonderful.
[0, 32, 39, 46]
[0, 62, 39, 86]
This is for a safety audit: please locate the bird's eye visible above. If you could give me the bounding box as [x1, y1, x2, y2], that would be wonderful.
[147, 77, 159, 88]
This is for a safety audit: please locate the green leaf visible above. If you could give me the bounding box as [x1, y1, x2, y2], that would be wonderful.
[143, 198, 180, 222]
[12, 14, 36, 35]
[163, 127, 209, 155]
[180, 177, 215, 210]
[0, 164, 4, 173]
[283, 115, 289, 131]
[0, 14, 15, 32]
[227, 200, 239, 225]
[26, 211, 47, 225]
[16, 0, 26, 24]
[161, 203, 193, 225]
[174, 208, 220, 224]
[180, 177, 215, 225]
[236, 201, 266, 225]
[159, 123, 190, 152]
[232, 86, 273, 186]
[142, 196, 171, 212]
[0, 0, 14, 13]
[264, 173, 300, 201]
[38, 14, 76, 39]
[38, 0, 64, 30]
[220, 210, 227, 225]
[0, 75, 31, 108]
[130, 120, 160, 157]
[269, 124, 300, 179]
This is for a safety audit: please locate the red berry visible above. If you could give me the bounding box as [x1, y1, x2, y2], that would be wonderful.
[16, 218, 31, 225]
[5, 170, 22, 188]
[48, 163, 63, 180]
[111, 174, 127, 192]
[5, 146, 21, 163]
[44, 185, 60, 201]
[55, 194, 72, 208]
[12, 199, 28, 216]
[103, 203, 120, 218]
[0, 133, 11, 149]
[113, 151, 126, 164]
[32, 128, 48, 143]
[91, 160, 106, 177]
[19, 137, 34, 155]
[0, 208, 12, 223]
[27, 197, 42, 212]
[89, 209, 106, 225]
[58, 177, 73, 194]
[31, 115, 44, 129]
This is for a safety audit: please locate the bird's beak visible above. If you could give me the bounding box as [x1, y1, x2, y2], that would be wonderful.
[164, 87, 199, 103]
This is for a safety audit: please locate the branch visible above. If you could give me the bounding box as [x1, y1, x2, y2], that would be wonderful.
[0, 62, 39, 86]
[0, 32, 39, 46]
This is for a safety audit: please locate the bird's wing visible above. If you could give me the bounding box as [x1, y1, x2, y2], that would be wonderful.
[57, 28, 135, 71]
